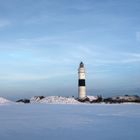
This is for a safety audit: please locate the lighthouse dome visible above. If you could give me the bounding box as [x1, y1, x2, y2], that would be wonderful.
[80, 62, 84, 68]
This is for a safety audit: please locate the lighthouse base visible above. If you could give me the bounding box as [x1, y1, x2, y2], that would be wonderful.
[78, 97, 90, 102]
[78, 86, 86, 99]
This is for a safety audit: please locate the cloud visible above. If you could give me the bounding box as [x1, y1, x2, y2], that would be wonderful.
[0, 19, 11, 28]
[1, 34, 140, 69]
[95, 52, 140, 65]
[120, 53, 140, 63]
[128, 53, 140, 58]
[0, 75, 48, 81]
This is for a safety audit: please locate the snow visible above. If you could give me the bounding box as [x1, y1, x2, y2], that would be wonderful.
[30, 96, 99, 104]
[87, 95, 98, 101]
[30, 96, 81, 104]
[0, 104, 140, 140]
[0, 97, 13, 105]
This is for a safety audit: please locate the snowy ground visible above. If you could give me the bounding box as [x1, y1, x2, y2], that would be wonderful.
[0, 104, 140, 140]
[0, 97, 14, 105]
[30, 96, 81, 104]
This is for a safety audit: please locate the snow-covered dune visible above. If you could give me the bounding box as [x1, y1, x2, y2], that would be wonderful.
[0, 97, 13, 105]
[31, 96, 81, 104]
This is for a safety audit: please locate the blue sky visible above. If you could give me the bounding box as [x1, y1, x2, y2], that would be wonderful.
[0, 0, 140, 99]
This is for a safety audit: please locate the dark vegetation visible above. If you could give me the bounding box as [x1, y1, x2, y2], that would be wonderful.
[77, 95, 140, 104]
[33, 96, 45, 100]
[16, 96, 45, 104]
[16, 99, 30, 103]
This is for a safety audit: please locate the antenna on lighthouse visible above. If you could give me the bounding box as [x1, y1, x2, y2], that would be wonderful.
[78, 62, 86, 99]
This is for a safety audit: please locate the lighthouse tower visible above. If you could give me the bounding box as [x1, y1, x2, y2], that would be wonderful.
[78, 62, 86, 99]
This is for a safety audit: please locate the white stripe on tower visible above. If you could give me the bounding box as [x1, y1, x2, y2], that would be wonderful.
[78, 62, 86, 99]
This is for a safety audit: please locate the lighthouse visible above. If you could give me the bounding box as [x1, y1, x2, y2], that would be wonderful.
[78, 62, 86, 99]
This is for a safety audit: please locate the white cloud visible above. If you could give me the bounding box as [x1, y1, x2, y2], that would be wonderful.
[0, 75, 47, 81]
[1, 35, 140, 68]
[85, 52, 140, 66]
